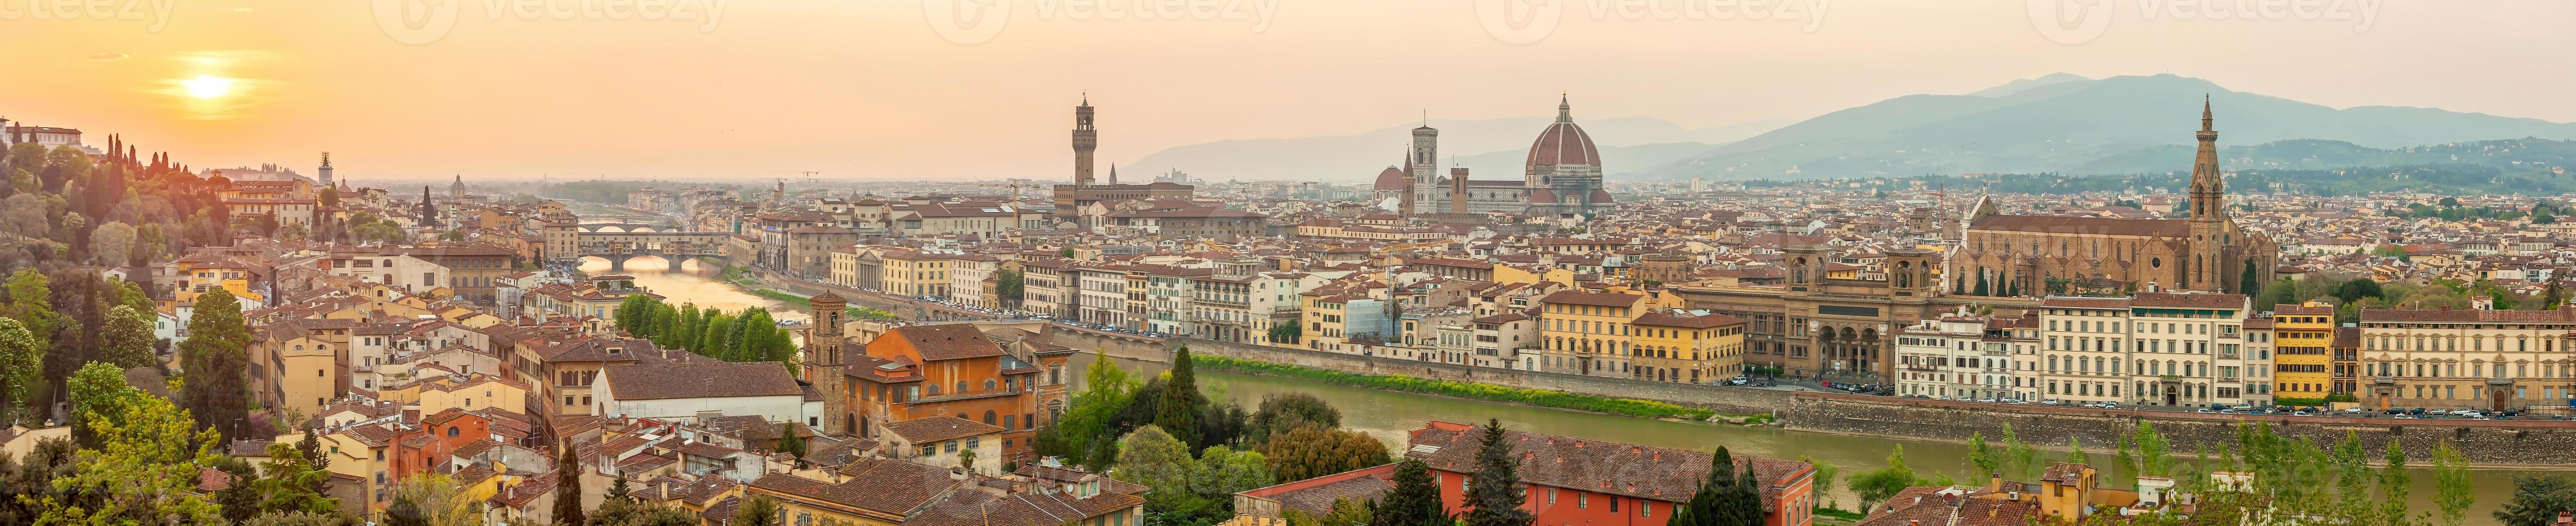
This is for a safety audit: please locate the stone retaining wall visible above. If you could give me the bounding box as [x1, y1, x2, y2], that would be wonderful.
[1120, 337, 2576, 465]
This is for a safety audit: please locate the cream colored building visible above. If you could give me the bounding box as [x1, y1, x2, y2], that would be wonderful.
[2357, 305, 2576, 412]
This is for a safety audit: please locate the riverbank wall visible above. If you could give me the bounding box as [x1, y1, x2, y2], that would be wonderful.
[1124, 337, 2576, 465]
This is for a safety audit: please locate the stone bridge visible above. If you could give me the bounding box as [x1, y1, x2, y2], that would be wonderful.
[575, 230, 731, 272]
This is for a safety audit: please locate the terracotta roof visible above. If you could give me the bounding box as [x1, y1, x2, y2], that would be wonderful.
[1969, 215, 2188, 238]
[884, 324, 1006, 361]
[882, 416, 1006, 444]
[749, 458, 960, 516]
[1539, 290, 1641, 308]
[602, 361, 803, 400]
[1406, 423, 1809, 508]
[1631, 310, 1744, 328]
[2128, 292, 2247, 310]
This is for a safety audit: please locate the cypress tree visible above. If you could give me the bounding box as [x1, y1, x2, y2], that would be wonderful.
[1154, 346, 1203, 449]
[1972, 273, 1990, 296]
[1373, 458, 1447, 526]
[1461, 419, 1532, 526]
[555, 439, 586, 526]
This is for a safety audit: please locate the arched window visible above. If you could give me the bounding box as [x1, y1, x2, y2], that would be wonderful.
[984, 379, 997, 391]
[985, 411, 997, 425]
[446, 426, 460, 437]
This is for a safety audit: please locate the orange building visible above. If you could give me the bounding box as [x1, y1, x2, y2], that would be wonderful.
[841, 324, 1049, 464]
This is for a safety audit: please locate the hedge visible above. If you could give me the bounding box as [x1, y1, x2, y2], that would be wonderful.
[1189, 353, 1716, 420]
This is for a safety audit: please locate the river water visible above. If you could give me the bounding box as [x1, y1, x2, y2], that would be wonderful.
[624, 265, 2544, 523]
[575, 258, 809, 323]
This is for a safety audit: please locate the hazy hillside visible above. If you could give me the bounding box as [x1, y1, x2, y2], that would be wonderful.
[1646, 74, 2576, 180]
[1125, 116, 1783, 183]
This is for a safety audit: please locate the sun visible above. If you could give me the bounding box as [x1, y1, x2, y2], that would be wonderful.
[181, 76, 235, 99]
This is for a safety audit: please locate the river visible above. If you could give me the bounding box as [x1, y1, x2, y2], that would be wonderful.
[575, 258, 810, 323]
[626, 266, 2545, 523]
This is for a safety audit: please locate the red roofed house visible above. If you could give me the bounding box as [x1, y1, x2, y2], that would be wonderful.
[1404, 421, 1817, 526]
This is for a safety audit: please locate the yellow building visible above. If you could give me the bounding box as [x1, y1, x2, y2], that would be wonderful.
[314, 427, 397, 512]
[2272, 300, 2336, 403]
[173, 256, 268, 306]
[1630, 309, 1749, 384]
[879, 249, 955, 297]
[1493, 264, 1576, 287]
[1538, 290, 1646, 378]
[414, 375, 531, 417]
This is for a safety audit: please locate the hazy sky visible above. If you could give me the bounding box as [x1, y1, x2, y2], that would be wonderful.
[6, 0, 2572, 182]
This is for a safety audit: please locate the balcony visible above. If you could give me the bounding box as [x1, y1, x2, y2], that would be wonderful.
[2375, 376, 2396, 385]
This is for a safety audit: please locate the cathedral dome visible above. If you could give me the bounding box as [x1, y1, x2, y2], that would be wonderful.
[1372, 166, 1408, 192]
[1587, 188, 1614, 204]
[1525, 96, 1601, 170]
[1529, 189, 1559, 204]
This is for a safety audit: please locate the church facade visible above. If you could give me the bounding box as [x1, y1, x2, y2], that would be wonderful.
[1949, 100, 2277, 296]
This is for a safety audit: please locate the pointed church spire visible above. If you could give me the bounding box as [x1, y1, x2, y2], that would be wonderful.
[1108, 163, 1118, 185]
[2201, 94, 2213, 132]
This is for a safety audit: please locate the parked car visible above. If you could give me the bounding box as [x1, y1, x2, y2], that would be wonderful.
[2042, 399, 2062, 406]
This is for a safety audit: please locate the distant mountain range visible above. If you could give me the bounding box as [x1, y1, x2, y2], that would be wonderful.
[1639, 74, 2576, 180]
[1122, 116, 1786, 184]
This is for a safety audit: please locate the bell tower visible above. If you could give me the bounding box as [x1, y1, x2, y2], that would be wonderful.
[1073, 95, 1098, 186]
[2186, 96, 2228, 292]
[805, 291, 849, 435]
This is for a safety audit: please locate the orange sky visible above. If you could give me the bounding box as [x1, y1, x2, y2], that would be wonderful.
[5, 0, 2571, 181]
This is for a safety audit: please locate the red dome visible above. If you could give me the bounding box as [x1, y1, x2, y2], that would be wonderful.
[1587, 188, 1615, 204]
[1372, 166, 1408, 192]
[1529, 189, 1559, 204]
[1526, 97, 1601, 170]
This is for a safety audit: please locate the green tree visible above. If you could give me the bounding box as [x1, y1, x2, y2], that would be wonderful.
[65, 361, 142, 447]
[98, 305, 156, 369]
[2239, 258, 2262, 296]
[730, 495, 787, 526]
[240, 510, 359, 526]
[2382, 440, 2417, 525]
[1247, 393, 1341, 444]
[1194, 445, 1275, 498]
[253, 441, 342, 516]
[2130, 421, 2171, 479]
[33, 392, 225, 524]
[2496, 475, 2576, 526]
[777, 422, 807, 461]
[1156, 347, 1205, 449]
[1966, 432, 1996, 478]
[589, 498, 702, 526]
[1036, 350, 1136, 470]
[1972, 272, 1990, 296]
[996, 269, 1024, 299]
[1267, 323, 1301, 344]
[1373, 458, 1447, 526]
[0, 318, 42, 424]
[390, 474, 483, 526]
[1797, 455, 1840, 510]
[1118, 425, 1221, 523]
[180, 288, 252, 437]
[1257, 426, 1389, 482]
[1461, 419, 1532, 526]
[2431, 439, 2475, 526]
[1848, 446, 1917, 513]
[555, 441, 586, 526]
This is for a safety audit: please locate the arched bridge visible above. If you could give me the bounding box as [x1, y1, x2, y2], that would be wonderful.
[576, 230, 731, 272]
